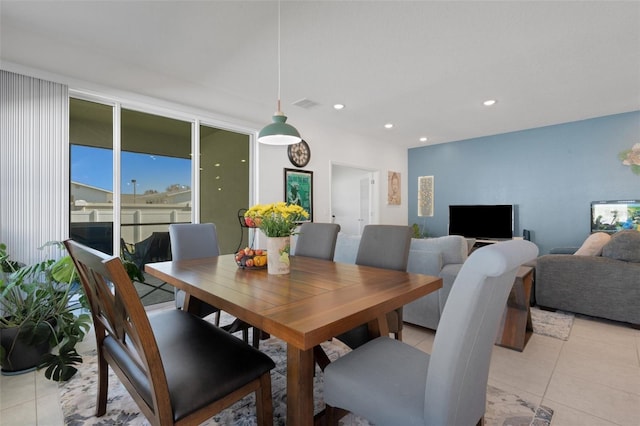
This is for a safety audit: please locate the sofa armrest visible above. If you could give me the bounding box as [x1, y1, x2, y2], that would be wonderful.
[404, 249, 443, 330]
[410, 235, 468, 265]
[406, 249, 443, 276]
[549, 247, 578, 254]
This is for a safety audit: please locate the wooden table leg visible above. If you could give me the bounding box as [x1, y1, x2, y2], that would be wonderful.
[287, 345, 315, 426]
[367, 314, 390, 339]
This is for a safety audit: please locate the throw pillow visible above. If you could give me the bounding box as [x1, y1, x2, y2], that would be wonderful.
[602, 230, 640, 262]
[574, 232, 611, 256]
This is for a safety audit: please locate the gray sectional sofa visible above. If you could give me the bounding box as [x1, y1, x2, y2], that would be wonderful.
[535, 230, 640, 326]
[331, 233, 471, 330]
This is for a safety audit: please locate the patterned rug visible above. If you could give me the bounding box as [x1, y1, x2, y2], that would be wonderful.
[135, 273, 175, 307]
[59, 325, 555, 426]
[530, 307, 574, 341]
[60, 341, 552, 426]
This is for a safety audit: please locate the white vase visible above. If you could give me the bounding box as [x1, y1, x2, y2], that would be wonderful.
[266, 236, 291, 275]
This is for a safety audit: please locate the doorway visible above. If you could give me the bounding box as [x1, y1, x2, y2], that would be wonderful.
[331, 164, 379, 235]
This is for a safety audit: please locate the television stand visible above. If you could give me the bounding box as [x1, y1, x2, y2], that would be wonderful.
[470, 238, 518, 253]
[472, 239, 499, 249]
[495, 266, 534, 351]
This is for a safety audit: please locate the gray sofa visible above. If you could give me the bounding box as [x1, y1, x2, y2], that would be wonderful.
[535, 230, 640, 327]
[332, 233, 471, 330]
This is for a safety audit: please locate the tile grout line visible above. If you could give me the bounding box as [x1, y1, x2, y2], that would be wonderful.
[531, 338, 566, 426]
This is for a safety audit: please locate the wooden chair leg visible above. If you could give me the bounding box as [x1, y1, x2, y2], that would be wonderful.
[96, 350, 109, 416]
[255, 373, 273, 426]
[252, 327, 261, 348]
[313, 345, 332, 371]
[223, 318, 252, 344]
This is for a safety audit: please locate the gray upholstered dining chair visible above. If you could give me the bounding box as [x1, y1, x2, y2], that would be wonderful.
[292, 222, 341, 369]
[64, 239, 275, 426]
[323, 240, 539, 426]
[293, 222, 341, 260]
[336, 224, 413, 349]
[169, 223, 257, 346]
[169, 223, 220, 320]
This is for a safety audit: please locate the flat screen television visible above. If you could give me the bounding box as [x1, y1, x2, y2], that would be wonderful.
[449, 204, 513, 240]
[591, 200, 640, 233]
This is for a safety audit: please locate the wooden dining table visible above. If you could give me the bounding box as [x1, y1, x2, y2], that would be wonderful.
[145, 254, 442, 425]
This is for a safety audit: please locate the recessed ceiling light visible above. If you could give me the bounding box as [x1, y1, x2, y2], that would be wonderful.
[333, 104, 345, 110]
[483, 99, 497, 106]
[384, 123, 394, 129]
[419, 137, 428, 142]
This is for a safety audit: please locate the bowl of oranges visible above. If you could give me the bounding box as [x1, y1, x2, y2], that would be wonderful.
[235, 247, 267, 269]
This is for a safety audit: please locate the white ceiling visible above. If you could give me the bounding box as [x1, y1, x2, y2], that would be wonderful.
[2, 1, 639, 148]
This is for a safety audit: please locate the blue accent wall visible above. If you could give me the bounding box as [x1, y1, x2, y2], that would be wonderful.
[408, 111, 640, 254]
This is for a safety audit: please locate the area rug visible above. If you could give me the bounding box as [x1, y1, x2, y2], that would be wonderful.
[60, 338, 553, 426]
[134, 273, 175, 307]
[530, 306, 574, 341]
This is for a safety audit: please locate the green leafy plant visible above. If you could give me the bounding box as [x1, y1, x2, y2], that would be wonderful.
[0, 241, 91, 381]
[412, 223, 429, 239]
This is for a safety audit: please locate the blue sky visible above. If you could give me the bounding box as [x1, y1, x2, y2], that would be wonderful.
[71, 145, 190, 194]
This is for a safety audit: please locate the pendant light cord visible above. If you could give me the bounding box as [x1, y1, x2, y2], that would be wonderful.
[277, 0, 282, 112]
[258, 0, 301, 144]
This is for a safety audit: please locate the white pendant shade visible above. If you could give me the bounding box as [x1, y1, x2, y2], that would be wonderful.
[258, 133, 302, 145]
[258, 111, 301, 145]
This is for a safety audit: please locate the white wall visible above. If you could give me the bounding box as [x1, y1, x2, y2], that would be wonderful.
[256, 115, 408, 225]
[252, 118, 408, 247]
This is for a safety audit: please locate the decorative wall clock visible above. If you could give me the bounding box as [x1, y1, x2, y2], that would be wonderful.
[287, 140, 310, 168]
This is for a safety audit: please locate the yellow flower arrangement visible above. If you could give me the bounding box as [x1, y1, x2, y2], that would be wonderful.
[244, 202, 309, 237]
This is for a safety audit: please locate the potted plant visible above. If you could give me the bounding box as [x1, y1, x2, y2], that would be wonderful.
[412, 223, 429, 239]
[0, 241, 92, 381]
[244, 202, 309, 274]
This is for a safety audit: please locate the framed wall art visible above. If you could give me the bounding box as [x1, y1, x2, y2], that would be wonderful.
[418, 175, 434, 217]
[388, 171, 401, 205]
[284, 168, 313, 221]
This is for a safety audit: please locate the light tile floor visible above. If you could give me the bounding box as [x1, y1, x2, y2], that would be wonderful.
[2, 310, 639, 425]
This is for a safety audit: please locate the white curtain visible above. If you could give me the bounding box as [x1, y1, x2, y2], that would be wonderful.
[0, 70, 69, 265]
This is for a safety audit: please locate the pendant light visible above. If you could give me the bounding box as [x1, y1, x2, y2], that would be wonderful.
[258, 0, 302, 145]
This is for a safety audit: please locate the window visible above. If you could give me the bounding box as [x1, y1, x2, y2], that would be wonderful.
[69, 98, 114, 254]
[69, 98, 252, 258]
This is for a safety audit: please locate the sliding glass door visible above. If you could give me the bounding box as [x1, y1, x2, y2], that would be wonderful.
[69, 96, 252, 305]
[199, 125, 250, 254]
[120, 108, 191, 256]
[69, 98, 114, 254]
